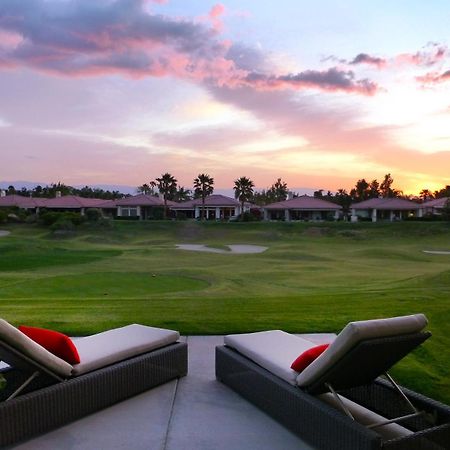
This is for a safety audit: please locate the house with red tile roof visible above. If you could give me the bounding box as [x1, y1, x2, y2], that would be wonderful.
[115, 194, 177, 220]
[422, 197, 449, 216]
[0, 191, 116, 216]
[263, 196, 342, 221]
[0, 193, 47, 210]
[43, 195, 110, 213]
[171, 194, 252, 220]
[350, 197, 421, 222]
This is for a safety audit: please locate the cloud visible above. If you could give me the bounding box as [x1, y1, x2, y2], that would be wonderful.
[243, 68, 378, 95]
[416, 69, 450, 85]
[349, 53, 386, 68]
[208, 4, 225, 32]
[0, 0, 377, 96]
[395, 43, 448, 67]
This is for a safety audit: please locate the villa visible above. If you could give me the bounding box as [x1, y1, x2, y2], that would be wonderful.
[171, 194, 252, 220]
[114, 194, 177, 220]
[263, 196, 342, 221]
[422, 197, 449, 217]
[350, 198, 421, 222]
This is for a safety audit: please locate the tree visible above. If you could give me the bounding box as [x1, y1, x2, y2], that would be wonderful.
[268, 178, 288, 202]
[174, 186, 192, 202]
[379, 173, 403, 198]
[434, 185, 450, 199]
[137, 183, 151, 195]
[368, 179, 380, 198]
[193, 174, 214, 220]
[137, 181, 157, 196]
[234, 176, 254, 219]
[419, 189, 434, 202]
[156, 173, 178, 219]
[350, 179, 370, 201]
[334, 188, 352, 216]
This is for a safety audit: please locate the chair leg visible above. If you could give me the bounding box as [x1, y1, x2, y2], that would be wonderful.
[6, 371, 40, 401]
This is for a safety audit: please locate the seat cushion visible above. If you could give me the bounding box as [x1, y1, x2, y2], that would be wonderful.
[0, 318, 73, 377]
[296, 314, 428, 387]
[71, 324, 180, 375]
[224, 330, 317, 385]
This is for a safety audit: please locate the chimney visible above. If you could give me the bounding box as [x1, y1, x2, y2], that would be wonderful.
[56, 191, 62, 198]
[0, 190, 6, 197]
[287, 191, 294, 200]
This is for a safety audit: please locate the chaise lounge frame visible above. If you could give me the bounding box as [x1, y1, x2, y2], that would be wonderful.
[216, 332, 450, 450]
[0, 339, 187, 447]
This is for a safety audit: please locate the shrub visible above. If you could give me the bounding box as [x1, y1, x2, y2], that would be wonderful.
[149, 207, 165, 220]
[85, 208, 102, 222]
[0, 211, 7, 223]
[50, 219, 75, 232]
[25, 214, 38, 224]
[40, 211, 61, 226]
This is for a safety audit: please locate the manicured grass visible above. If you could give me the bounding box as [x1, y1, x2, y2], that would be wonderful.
[0, 220, 449, 403]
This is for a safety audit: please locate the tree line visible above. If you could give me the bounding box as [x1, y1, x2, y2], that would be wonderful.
[4, 175, 450, 214]
[3, 182, 126, 200]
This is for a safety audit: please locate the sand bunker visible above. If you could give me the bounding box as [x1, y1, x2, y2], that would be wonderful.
[176, 244, 268, 254]
[423, 250, 450, 255]
[0, 230, 10, 237]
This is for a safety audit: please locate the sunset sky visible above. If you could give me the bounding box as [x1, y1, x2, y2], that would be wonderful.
[0, 0, 449, 195]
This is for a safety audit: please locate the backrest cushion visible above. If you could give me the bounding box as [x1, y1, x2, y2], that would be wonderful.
[19, 325, 80, 364]
[296, 314, 428, 387]
[291, 344, 329, 373]
[0, 318, 73, 377]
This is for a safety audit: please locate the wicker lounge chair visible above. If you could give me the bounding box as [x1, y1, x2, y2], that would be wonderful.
[0, 319, 187, 447]
[216, 314, 450, 449]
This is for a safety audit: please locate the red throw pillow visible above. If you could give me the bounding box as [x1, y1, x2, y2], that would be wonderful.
[291, 344, 329, 373]
[19, 325, 80, 364]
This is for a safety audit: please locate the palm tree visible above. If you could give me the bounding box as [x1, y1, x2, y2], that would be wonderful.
[419, 189, 433, 202]
[233, 176, 254, 220]
[137, 183, 151, 195]
[193, 174, 214, 220]
[156, 173, 178, 219]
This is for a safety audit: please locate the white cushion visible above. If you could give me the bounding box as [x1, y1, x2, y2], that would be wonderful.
[224, 330, 319, 385]
[319, 393, 413, 440]
[0, 318, 73, 377]
[296, 314, 428, 387]
[72, 324, 180, 375]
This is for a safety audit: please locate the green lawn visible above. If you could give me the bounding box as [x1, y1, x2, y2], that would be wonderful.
[0, 220, 449, 403]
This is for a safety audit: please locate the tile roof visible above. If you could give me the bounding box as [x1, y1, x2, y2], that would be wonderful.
[264, 195, 342, 210]
[115, 194, 177, 207]
[351, 197, 420, 210]
[0, 194, 47, 208]
[43, 195, 109, 209]
[171, 194, 242, 209]
[423, 197, 449, 208]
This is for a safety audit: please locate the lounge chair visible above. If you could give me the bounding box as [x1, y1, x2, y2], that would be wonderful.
[0, 319, 187, 447]
[216, 314, 450, 449]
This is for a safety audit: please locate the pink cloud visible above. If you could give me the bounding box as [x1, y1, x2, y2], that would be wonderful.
[395, 43, 448, 67]
[349, 53, 386, 69]
[416, 69, 450, 85]
[243, 68, 378, 96]
[208, 4, 225, 32]
[0, 0, 378, 97]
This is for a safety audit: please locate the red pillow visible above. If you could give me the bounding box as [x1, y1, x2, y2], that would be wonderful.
[291, 344, 329, 373]
[19, 325, 80, 364]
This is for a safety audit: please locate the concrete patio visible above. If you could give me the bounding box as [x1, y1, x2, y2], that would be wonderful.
[6, 334, 334, 449]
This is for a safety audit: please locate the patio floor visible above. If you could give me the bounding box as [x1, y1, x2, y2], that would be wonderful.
[7, 334, 335, 450]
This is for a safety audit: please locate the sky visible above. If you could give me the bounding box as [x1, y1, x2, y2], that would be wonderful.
[0, 0, 449, 195]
